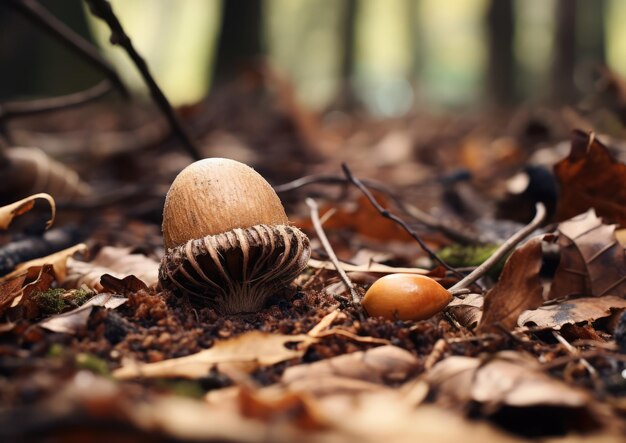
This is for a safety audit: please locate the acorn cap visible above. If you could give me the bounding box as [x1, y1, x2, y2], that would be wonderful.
[162, 158, 288, 249]
[159, 158, 310, 314]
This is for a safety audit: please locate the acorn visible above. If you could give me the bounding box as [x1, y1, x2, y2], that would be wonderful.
[158, 158, 310, 314]
[361, 274, 452, 321]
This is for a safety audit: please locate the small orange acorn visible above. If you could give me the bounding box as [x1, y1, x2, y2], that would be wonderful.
[362, 274, 452, 321]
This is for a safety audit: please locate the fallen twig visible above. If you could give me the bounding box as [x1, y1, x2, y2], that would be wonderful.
[84, 0, 201, 161]
[341, 163, 464, 278]
[275, 173, 479, 245]
[448, 202, 546, 294]
[0, 81, 112, 121]
[6, 0, 128, 98]
[305, 197, 360, 306]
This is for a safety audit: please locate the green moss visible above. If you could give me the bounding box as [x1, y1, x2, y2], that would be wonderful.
[32, 288, 94, 315]
[32, 288, 66, 315]
[47, 343, 64, 358]
[156, 379, 205, 399]
[438, 243, 506, 279]
[76, 353, 110, 376]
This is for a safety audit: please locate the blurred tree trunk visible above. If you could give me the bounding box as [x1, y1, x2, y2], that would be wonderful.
[486, 0, 515, 107]
[577, 0, 605, 63]
[332, 0, 360, 111]
[552, 0, 576, 104]
[211, 0, 265, 88]
[0, 0, 99, 100]
[406, 0, 423, 82]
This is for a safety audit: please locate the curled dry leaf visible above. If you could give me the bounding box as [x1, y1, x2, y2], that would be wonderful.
[38, 293, 127, 334]
[0, 193, 56, 230]
[554, 130, 626, 226]
[518, 296, 626, 330]
[447, 293, 483, 328]
[550, 210, 626, 299]
[478, 236, 545, 332]
[0, 147, 90, 202]
[3, 243, 88, 282]
[114, 331, 317, 380]
[63, 246, 159, 291]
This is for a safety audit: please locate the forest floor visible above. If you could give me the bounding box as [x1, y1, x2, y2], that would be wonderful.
[2, 70, 626, 442]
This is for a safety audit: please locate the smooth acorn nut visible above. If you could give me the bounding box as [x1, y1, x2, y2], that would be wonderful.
[158, 158, 310, 314]
[362, 274, 452, 321]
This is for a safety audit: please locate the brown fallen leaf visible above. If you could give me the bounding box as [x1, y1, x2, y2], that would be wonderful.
[282, 345, 419, 385]
[2, 243, 88, 282]
[426, 352, 602, 428]
[17, 264, 57, 319]
[38, 293, 128, 334]
[114, 331, 317, 379]
[447, 293, 483, 328]
[518, 296, 626, 330]
[551, 210, 626, 298]
[63, 246, 159, 291]
[554, 130, 626, 225]
[0, 193, 56, 230]
[478, 236, 545, 332]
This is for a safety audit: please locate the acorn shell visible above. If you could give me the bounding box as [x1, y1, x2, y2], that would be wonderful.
[159, 224, 310, 314]
[162, 158, 288, 249]
[362, 274, 452, 321]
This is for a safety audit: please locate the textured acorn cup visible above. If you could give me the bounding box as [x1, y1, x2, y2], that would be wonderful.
[362, 274, 452, 321]
[159, 158, 310, 314]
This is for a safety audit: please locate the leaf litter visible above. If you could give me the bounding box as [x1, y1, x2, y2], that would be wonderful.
[4, 88, 626, 443]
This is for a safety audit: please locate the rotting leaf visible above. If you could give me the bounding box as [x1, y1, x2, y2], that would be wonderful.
[38, 293, 127, 334]
[0, 193, 56, 230]
[518, 296, 626, 330]
[282, 345, 419, 385]
[554, 130, 626, 225]
[63, 246, 158, 291]
[478, 236, 545, 332]
[552, 210, 626, 298]
[114, 332, 317, 380]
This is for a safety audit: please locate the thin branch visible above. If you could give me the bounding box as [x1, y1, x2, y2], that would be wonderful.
[6, 0, 129, 98]
[305, 197, 360, 306]
[276, 173, 479, 245]
[84, 0, 201, 161]
[341, 163, 464, 279]
[448, 203, 546, 294]
[0, 81, 112, 121]
[553, 331, 601, 384]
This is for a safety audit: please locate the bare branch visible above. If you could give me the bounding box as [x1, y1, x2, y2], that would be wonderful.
[84, 0, 201, 161]
[341, 163, 464, 279]
[0, 81, 112, 121]
[305, 197, 360, 306]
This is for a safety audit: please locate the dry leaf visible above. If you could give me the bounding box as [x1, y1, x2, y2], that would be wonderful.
[0, 193, 56, 230]
[63, 246, 158, 291]
[427, 352, 590, 411]
[478, 236, 545, 332]
[38, 293, 127, 334]
[447, 293, 483, 328]
[114, 331, 317, 379]
[1, 147, 90, 202]
[282, 345, 419, 385]
[18, 264, 57, 319]
[518, 296, 626, 330]
[554, 131, 626, 225]
[553, 210, 626, 298]
[3, 243, 88, 282]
